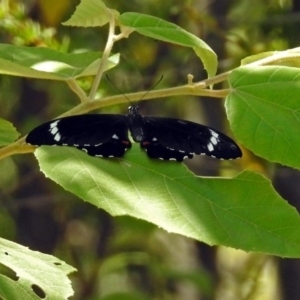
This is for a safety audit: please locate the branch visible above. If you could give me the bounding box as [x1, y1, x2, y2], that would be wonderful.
[88, 12, 116, 101]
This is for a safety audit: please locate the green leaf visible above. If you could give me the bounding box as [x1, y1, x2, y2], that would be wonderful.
[0, 238, 76, 300]
[226, 66, 300, 169]
[241, 47, 300, 66]
[0, 275, 40, 300]
[34, 145, 300, 258]
[119, 12, 217, 78]
[0, 44, 119, 80]
[241, 51, 279, 65]
[63, 0, 119, 27]
[0, 118, 20, 146]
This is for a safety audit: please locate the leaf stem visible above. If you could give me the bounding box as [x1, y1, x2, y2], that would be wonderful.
[88, 11, 116, 101]
[66, 79, 88, 102]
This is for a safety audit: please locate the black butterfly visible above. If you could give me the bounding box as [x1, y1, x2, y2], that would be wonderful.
[26, 105, 242, 162]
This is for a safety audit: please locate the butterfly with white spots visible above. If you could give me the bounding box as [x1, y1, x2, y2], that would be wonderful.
[26, 105, 242, 162]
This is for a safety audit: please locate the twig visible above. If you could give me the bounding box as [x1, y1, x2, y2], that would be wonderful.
[88, 11, 116, 101]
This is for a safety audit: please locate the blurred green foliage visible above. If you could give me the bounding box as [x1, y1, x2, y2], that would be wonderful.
[0, 0, 299, 299]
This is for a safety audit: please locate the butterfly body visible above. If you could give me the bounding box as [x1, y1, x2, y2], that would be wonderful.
[127, 105, 145, 142]
[26, 105, 242, 162]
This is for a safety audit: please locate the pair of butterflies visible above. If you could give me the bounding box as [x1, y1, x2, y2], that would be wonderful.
[26, 104, 242, 162]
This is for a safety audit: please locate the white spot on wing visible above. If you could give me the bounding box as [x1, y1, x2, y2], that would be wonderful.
[207, 143, 214, 152]
[209, 129, 219, 138]
[50, 127, 58, 135]
[210, 136, 218, 145]
[50, 120, 60, 128]
[209, 129, 219, 146]
[112, 134, 119, 140]
[49, 120, 60, 135]
[54, 133, 61, 141]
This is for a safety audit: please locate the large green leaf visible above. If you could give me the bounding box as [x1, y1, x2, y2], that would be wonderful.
[34, 145, 300, 258]
[119, 12, 217, 78]
[0, 44, 119, 80]
[0, 118, 20, 146]
[226, 66, 300, 169]
[0, 238, 76, 300]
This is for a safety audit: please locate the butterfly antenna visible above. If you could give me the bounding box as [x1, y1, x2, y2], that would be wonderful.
[106, 74, 133, 104]
[106, 74, 163, 103]
[139, 75, 163, 101]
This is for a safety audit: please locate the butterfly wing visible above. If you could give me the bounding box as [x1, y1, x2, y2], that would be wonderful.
[141, 116, 242, 161]
[26, 114, 131, 158]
